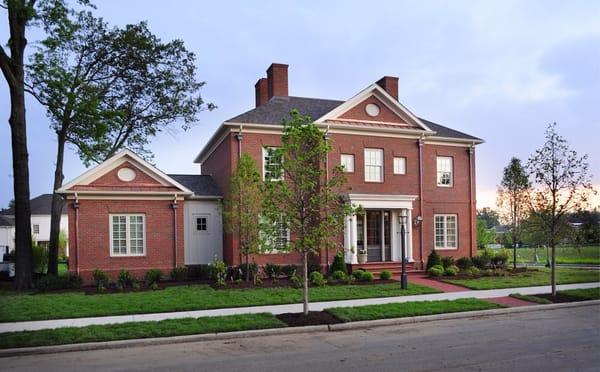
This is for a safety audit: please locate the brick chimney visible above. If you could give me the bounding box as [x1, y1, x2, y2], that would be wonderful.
[255, 78, 268, 107]
[376, 76, 399, 100]
[266, 63, 289, 99]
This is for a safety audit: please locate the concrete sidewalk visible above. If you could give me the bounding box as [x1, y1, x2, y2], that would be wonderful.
[1, 281, 598, 333]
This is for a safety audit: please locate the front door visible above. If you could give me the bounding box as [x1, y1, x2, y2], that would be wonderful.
[366, 211, 382, 261]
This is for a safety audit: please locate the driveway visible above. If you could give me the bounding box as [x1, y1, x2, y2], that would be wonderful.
[3, 304, 599, 371]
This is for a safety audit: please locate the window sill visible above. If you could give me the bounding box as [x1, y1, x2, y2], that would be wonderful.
[434, 247, 458, 251]
[109, 254, 147, 258]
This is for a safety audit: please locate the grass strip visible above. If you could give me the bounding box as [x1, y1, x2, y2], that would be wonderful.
[0, 313, 285, 349]
[326, 298, 502, 322]
[443, 268, 600, 290]
[558, 287, 600, 300]
[0, 283, 438, 323]
[509, 293, 552, 304]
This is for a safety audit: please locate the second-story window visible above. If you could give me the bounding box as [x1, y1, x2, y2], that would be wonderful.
[263, 147, 283, 181]
[340, 154, 355, 172]
[436, 156, 453, 187]
[364, 148, 383, 182]
[393, 157, 406, 175]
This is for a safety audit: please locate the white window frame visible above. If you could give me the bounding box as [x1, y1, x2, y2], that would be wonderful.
[393, 157, 407, 175]
[434, 214, 457, 250]
[194, 214, 209, 235]
[340, 154, 355, 173]
[263, 147, 283, 181]
[364, 148, 384, 182]
[260, 214, 290, 254]
[436, 156, 453, 187]
[109, 214, 146, 257]
[32, 224, 40, 234]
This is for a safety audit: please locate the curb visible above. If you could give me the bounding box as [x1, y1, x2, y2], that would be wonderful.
[1, 299, 598, 358]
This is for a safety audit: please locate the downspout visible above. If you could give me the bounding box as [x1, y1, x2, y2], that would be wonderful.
[324, 126, 330, 272]
[73, 193, 80, 275]
[171, 194, 179, 267]
[468, 144, 475, 258]
[418, 137, 424, 269]
[235, 125, 243, 266]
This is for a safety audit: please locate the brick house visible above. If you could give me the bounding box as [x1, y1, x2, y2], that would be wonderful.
[60, 63, 482, 281]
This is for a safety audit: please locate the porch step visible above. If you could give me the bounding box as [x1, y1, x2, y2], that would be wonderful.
[349, 262, 423, 278]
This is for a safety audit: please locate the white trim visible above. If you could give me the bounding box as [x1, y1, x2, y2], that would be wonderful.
[262, 147, 283, 181]
[348, 194, 418, 210]
[109, 214, 146, 257]
[340, 154, 355, 173]
[364, 148, 384, 183]
[436, 156, 454, 187]
[393, 156, 407, 175]
[66, 194, 186, 201]
[434, 214, 458, 250]
[58, 149, 193, 195]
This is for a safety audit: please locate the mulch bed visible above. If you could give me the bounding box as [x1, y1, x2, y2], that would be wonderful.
[210, 278, 398, 290]
[276, 311, 343, 327]
[534, 293, 590, 303]
[432, 267, 536, 281]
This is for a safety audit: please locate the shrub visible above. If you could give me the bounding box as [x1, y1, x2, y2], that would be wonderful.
[211, 259, 227, 286]
[236, 263, 259, 280]
[170, 267, 188, 281]
[144, 269, 164, 285]
[472, 249, 494, 269]
[360, 271, 374, 282]
[428, 264, 444, 277]
[468, 266, 480, 276]
[426, 250, 441, 270]
[441, 256, 455, 269]
[32, 244, 48, 274]
[36, 274, 82, 292]
[65, 272, 83, 288]
[132, 280, 141, 290]
[264, 263, 283, 279]
[281, 264, 298, 277]
[445, 265, 459, 276]
[456, 257, 473, 271]
[379, 270, 392, 280]
[310, 271, 327, 287]
[351, 269, 365, 280]
[331, 270, 347, 281]
[330, 252, 347, 274]
[118, 270, 133, 288]
[307, 262, 321, 275]
[290, 274, 302, 288]
[187, 264, 213, 280]
[491, 249, 509, 269]
[92, 269, 109, 289]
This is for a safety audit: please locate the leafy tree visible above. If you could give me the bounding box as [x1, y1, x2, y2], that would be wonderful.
[223, 154, 266, 281]
[0, 0, 75, 289]
[497, 157, 530, 269]
[26, 9, 213, 275]
[476, 218, 496, 249]
[477, 207, 500, 228]
[526, 123, 595, 295]
[263, 110, 354, 315]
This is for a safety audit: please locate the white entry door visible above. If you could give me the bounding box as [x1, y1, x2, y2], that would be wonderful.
[184, 201, 222, 264]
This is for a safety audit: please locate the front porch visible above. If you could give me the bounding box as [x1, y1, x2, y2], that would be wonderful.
[344, 194, 419, 269]
[349, 261, 421, 278]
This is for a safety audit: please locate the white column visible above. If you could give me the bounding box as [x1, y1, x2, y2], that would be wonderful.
[345, 215, 358, 264]
[391, 211, 398, 261]
[407, 208, 414, 262]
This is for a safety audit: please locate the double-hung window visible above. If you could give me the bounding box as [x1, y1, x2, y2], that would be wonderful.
[263, 147, 283, 181]
[260, 214, 290, 253]
[110, 214, 145, 256]
[436, 156, 453, 186]
[393, 157, 406, 175]
[340, 154, 355, 172]
[434, 214, 457, 250]
[364, 148, 383, 182]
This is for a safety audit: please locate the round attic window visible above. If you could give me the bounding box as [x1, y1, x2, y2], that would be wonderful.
[117, 167, 136, 182]
[365, 103, 380, 117]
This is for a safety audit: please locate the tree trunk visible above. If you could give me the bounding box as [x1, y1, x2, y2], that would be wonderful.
[513, 241, 517, 270]
[47, 135, 67, 276]
[302, 250, 309, 315]
[244, 249, 249, 282]
[551, 244, 556, 296]
[9, 84, 33, 290]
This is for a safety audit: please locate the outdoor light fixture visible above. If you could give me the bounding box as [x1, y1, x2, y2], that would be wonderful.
[399, 214, 408, 289]
[414, 215, 423, 226]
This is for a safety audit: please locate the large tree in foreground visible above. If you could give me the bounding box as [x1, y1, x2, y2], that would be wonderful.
[526, 123, 594, 295]
[264, 110, 354, 315]
[26, 10, 213, 275]
[497, 157, 530, 269]
[223, 154, 266, 281]
[0, 0, 72, 289]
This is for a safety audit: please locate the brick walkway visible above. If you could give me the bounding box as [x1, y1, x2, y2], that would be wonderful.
[407, 274, 471, 293]
[485, 296, 538, 307]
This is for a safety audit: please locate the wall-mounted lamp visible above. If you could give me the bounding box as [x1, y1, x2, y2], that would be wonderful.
[414, 215, 423, 226]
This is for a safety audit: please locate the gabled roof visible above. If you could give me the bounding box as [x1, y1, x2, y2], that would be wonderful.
[58, 149, 193, 195]
[0, 194, 66, 216]
[168, 175, 222, 198]
[0, 215, 14, 227]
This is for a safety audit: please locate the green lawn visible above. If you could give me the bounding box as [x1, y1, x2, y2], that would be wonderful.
[58, 262, 68, 276]
[0, 313, 285, 349]
[0, 283, 438, 323]
[443, 268, 600, 290]
[559, 287, 600, 300]
[326, 298, 502, 322]
[508, 246, 600, 265]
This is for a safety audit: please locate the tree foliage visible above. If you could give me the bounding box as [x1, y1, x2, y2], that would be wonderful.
[263, 110, 355, 315]
[223, 153, 266, 281]
[476, 207, 500, 229]
[476, 218, 496, 249]
[526, 123, 595, 295]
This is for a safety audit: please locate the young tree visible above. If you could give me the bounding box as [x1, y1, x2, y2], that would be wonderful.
[223, 154, 266, 281]
[0, 0, 72, 289]
[497, 157, 530, 269]
[476, 218, 496, 249]
[26, 10, 213, 275]
[526, 123, 595, 295]
[264, 110, 354, 315]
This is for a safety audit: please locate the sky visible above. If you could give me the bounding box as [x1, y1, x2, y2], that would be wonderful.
[1, 0, 599, 210]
